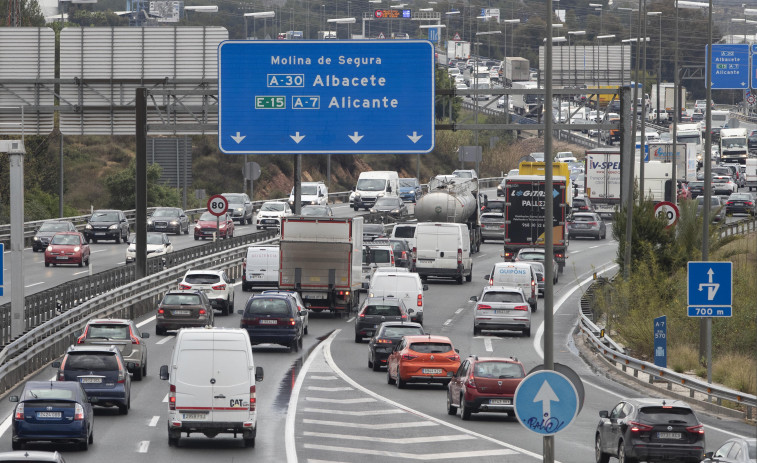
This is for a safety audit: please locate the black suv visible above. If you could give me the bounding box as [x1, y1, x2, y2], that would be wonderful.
[222, 193, 254, 225]
[355, 297, 408, 343]
[238, 294, 305, 352]
[155, 289, 214, 335]
[595, 398, 705, 463]
[84, 210, 130, 244]
[53, 345, 132, 414]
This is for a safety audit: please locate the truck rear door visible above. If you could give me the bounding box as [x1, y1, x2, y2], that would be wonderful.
[210, 335, 252, 424]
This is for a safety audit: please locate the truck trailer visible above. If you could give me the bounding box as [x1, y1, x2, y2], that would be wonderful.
[414, 176, 481, 253]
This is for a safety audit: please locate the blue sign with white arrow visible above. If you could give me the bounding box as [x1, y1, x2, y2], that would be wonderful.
[707, 44, 749, 90]
[687, 261, 732, 318]
[513, 370, 579, 436]
[752, 44, 757, 90]
[653, 315, 666, 368]
[218, 40, 435, 154]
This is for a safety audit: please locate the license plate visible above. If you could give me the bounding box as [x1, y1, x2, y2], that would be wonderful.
[657, 432, 681, 439]
[37, 411, 62, 418]
[259, 319, 278, 324]
[56, 256, 69, 260]
[81, 377, 102, 383]
[263, 219, 276, 224]
[172, 310, 190, 316]
[182, 413, 207, 420]
[251, 274, 264, 279]
[95, 232, 106, 236]
[494, 309, 509, 314]
[422, 368, 443, 374]
[490, 399, 511, 405]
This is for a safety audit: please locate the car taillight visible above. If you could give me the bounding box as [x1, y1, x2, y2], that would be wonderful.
[489, 278, 493, 286]
[504, 251, 513, 260]
[199, 309, 206, 315]
[477, 304, 492, 310]
[57, 356, 68, 381]
[499, 224, 505, 228]
[116, 357, 126, 383]
[212, 284, 226, 291]
[242, 261, 246, 272]
[457, 249, 462, 265]
[726, 201, 734, 206]
[390, 253, 395, 265]
[555, 253, 564, 258]
[129, 327, 140, 345]
[412, 247, 417, 263]
[358, 313, 365, 318]
[158, 308, 165, 314]
[686, 424, 704, 435]
[402, 353, 418, 360]
[465, 376, 476, 389]
[179, 284, 191, 290]
[588, 222, 597, 226]
[289, 318, 296, 326]
[417, 294, 422, 307]
[169, 384, 176, 410]
[249, 385, 256, 411]
[447, 354, 460, 362]
[14, 403, 24, 420]
[630, 421, 654, 432]
[514, 305, 529, 311]
[401, 314, 407, 320]
[338, 290, 350, 296]
[745, 201, 754, 206]
[377, 339, 393, 344]
[401, 251, 407, 260]
[76, 326, 88, 344]
[74, 403, 84, 421]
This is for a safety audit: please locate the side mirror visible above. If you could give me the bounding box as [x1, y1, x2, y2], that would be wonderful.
[454, 348, 460, 353]
[469, 296, 478, 302]
[298, 311, 305, 317]
[599, 410, 609, 418]
[237, 310, 244, 315]
[387, 186, 392, 193]
[408, 308, 414, 314]
[9, 396, 19, 402]
[422, 284, 428, 291]
[52, 361, 61, 368]
[159, 365, 169, 380]
[166, 241, 171, 246]
[484, 274, 490, 280]
[362, 282, 369, 290]
[255, 366, 264, 382]
[703, 452, 713, 459]
[141, 332, 150, 339]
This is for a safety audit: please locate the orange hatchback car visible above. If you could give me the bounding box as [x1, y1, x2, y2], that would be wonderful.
[386, 335, 461, 388]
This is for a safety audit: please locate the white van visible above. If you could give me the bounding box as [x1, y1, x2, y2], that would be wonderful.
[159, 327, 264, 447]
[289, 181, 328, 209]
[485, 262, 537, 311]
[352, 171, 400, 211]
[391, 223, 417, 253]
[242, 246, 280, 292]
[368, 272, 428, 324]
[413, 222, 472, 284]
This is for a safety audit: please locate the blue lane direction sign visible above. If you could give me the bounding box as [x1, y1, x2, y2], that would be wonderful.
[653, 315, 667, 368]
[708, 44, 749, 90]
[428, 28, 439, 43]
[687, 261, 732, 318]
[753, 44, 757, 90]
[218, 40, 435, 154]
[513, 370, 579, 436]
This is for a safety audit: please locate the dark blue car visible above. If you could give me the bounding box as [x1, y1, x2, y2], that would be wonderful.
[53, 345, 132, 415]
[399, 178, 422, 203]
[9, 381, 94, 451]
[238, 294, 305, 352]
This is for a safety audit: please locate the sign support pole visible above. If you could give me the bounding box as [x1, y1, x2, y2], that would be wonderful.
[544, 0, 555, 459]
[10, 146, 25, 339]
[704, 0, 713, 394]
[294, 154, 302, 215]
[136, 88, 147, 279]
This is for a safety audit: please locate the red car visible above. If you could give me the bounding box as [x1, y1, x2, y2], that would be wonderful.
[44, 232, 90, 267]
[446, 356, 526, 420]
[386, 335, 460, 388]
[193, 211, 235, 240]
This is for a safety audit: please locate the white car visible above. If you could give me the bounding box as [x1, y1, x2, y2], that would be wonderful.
[179, 269, 235, 316]
[125, 232, 173, 263]
[555, 151, 578, 163]
[260, 290, 309, 335]
[256, 201, 292, 229]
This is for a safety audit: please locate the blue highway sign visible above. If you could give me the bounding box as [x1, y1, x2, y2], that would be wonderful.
[708, 44, 749, 90]
[753, 44, 757, 89]
[513, 370, 579, 436]
[653, 315, 666, 368]
[687, 261, 732, 318]
[428, 27, 439, 43]
[218, 40, 435, 154]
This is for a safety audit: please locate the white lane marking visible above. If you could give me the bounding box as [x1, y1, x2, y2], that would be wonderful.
[310, 375, 338, 380]
[136, 316, 156, 328]
[443, 319, 452, 326]
[148, 416, 160, 427]
[24, 282, 44, 288]
[303, 431, 475, 444]
[73, 270, 89, 275]
[302, 408, 404, 416]
[483, 337, 493, 352]
[588, 245, 602, 249]
[572, 250, 583, 254]
[156, 336, 173, 345]
[89, 249, 107, 254]
[305, 397, 376, 404]
[346, 317, 355, 323]
[137, 440, 150, 453]
[302, 419, 436, 429]
[286, 330, 332, 463]
[322, 333, 546, 460]
[307, 386, 354, 392]
[533, 263, 618, 360]
[475, 253, 487, 259]
[0, 416, 11, 438]
[303, 444, 517, 460]
[454, 308, 463, 315]
[162, 393, 168, 403]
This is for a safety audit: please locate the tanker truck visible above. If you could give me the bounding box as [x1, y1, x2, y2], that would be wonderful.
[413, 175, 481, 253]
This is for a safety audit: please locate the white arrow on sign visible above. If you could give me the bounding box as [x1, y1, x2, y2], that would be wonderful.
[290, 132, 306, 144]
[407, 131, 423, 143]
[533, 380, 559, 419]
[348, 132, 364, 144]
[231, 132, 246, 144]
[698, 268, 720, 300]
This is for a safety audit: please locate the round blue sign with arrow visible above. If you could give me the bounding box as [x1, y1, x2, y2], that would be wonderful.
[513, 370, 579, 436]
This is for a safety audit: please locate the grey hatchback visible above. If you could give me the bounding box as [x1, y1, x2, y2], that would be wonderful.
[76, 318, 149, 380]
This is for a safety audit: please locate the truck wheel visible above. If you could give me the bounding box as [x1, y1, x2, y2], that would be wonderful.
[456, 275, 463, 285]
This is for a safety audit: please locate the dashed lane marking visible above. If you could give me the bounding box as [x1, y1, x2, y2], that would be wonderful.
[24, 282, 44, 288]
[162, 393, 168, 403]
[302, 419, 437, 429]
[484, 337, 493, 352]
[303, 444, 518, 460]
[346, 317, 355, 323]
[310, 375, 337, 380]
[307, 386, 354, 392]
[305, 397, 376, 404]
[156, 336, 173, 345]
[148, 416, 160, 427]
[443, 319, 452, 326]
[454, 308, 463, 315]
[302, 408, 404, 416]
[303, 431, 476, 444]
[137, 440, 150, 453]
[136, 316, 155, 328]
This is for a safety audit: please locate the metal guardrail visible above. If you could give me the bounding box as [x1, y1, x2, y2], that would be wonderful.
[729, 111, 757, 124]
[578, 277, 756, 420]
[720, 215, 757, 237]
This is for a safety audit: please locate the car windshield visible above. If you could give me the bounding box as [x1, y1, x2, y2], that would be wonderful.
[245, 298, 291, 315]
[473, 362, 524, 379]
[24, 388, 75, 401]
[399, 179, 417, 187]
[369, 249, 392, 264]
[409, 342, 453, 354]
[65, 352, 119, 371]
[356, 178, 387, 191]
[363, 305, 402, 316]
[184, 274, 221, 284]
[481, 214, 503, 222]
[91, 212, 119, 222]
[638, 406, 698, 425]
[375, 197, 398, 207]
[162, 294, 202, 305]
[301, 206, 329, 216]
[297, 185, 318, 195]
[199, 212, 219, 221]
[454, 171, 473, 178]
[697, 197, 721, 206]
[381, 326, 424, 337]
[481, 292, 524, 303]
[573, 215, 597, 222]
[519, 252, 544, 261]
[261, 202, 285, 212]
[87, 324, 129, 339]
[131, 234, 165, 245]
[224, 194, 245, 204]
[51, 234, 80, 245]
[393, 226, 415, 238]
[152, 208, 178, 218]
[39, 222, 71, 232]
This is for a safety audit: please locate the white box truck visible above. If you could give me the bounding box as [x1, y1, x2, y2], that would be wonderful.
[584, 148, 621, 217]
[279, 217, 363, 317]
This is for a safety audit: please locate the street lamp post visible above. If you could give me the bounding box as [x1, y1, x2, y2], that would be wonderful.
[648, 12, 662, 124]
[244, 11, 276, 40]
[589, 3, 603, 34]
[568, 30, 585, 87]
[597, 34, 615, 86]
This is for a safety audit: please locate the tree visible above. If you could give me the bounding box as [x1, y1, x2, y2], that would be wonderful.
[435, 67, 462, 121]
[0, 0, 44, 26]
[103, 159, 181, 210]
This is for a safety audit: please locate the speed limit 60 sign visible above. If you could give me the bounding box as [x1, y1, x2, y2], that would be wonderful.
[654, 201, 679, 228]
[207, 194, 229, 217]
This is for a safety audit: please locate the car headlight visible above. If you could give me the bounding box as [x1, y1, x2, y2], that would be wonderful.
[377, 192, 385, 197]
[33, 236, 39, 241]
[74, 246, 80, 252]
[310, 200, 317, 205]
[236, 207, 243, 212]
[195, 224, 201, 229]
[220, 223, 226, 228]
[108, 224, 118, 230]
[355, 193, 361, 198]
[370, 209, 377, 213]
[147, 219, 153, 225]
[391, 209, 399, 213]
[85, 224, 92, 230]
[46, 246, 52, 252]
[170, 221, 178, 225]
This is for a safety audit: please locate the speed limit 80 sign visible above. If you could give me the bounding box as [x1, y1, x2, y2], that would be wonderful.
[654, 201, 680, 228]
[207, 194, 229, 217]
